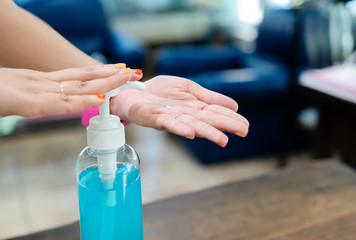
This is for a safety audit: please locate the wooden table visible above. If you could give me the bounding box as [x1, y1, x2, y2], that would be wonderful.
[9, 161, 356, 240]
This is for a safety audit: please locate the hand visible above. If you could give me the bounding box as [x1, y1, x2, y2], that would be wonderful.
[111, 75, 249, 147]
[0, 65, 142, 117]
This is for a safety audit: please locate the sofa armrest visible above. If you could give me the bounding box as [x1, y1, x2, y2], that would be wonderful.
[192, 64, 289, 100]
[155, 45, 247, 77]
[104, 30, 147, 68]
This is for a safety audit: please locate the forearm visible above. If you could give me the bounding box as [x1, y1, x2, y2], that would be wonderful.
[0, 0, 100, 71]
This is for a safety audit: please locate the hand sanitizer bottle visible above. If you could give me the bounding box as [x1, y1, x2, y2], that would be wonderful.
[76, 82, 145, 240]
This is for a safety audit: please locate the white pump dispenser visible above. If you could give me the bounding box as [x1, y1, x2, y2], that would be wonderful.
[87, 81, 145, 183]
[76, 80, 145, 239]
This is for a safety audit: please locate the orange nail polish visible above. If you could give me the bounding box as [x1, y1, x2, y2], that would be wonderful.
[133, 69, 143, 75]
[96, 94, 106, 99]
[115, 63, 126, 69]
[120, 67, 131, 74]
[234, 132, 244, 137]
[186, 136, 195, 140]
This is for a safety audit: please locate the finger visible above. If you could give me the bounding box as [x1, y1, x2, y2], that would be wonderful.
[122, 102, 195, 139]
[52, 71, 134, 95]
[155, 114, 195, 139]
[187, 80, 239, 112]
[46, 64, 126, 82]
[58, 95, 108, 112]
[203, 105, 249, 128]
[131, 69, 144, 82]
[44, 94, 107, 114]
[194, 110, 249, 137]
[176, 114, 229, 147]
[22, 94, 106, 117]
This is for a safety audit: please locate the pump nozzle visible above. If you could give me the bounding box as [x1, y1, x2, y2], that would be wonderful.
[98, 81, 145, 119]
[88, 81, 145, 150]
[87, 81, 145, 182]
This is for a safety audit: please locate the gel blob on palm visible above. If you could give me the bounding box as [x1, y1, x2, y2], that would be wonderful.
[76, 82, 145, 240]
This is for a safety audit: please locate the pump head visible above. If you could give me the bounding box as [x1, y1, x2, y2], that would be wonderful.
[87, 81, 145, 150]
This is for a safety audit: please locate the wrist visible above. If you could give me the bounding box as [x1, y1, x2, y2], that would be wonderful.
[109, 91, 132, 123]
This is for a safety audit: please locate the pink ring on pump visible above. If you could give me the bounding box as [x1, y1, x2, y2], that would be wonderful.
[82, 107, 131, 127]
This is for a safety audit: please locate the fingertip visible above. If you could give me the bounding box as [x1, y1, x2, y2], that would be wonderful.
[241, 117, 250, 128]
[224, 96, 238, 112]
[115, 63, 126, 69]
[89, 95, 106, 106]
[120, 68, 131, 74]
[180, 127, 195, 140]
[211, 91, 238, 112]
[131, 74, 144, 82]
[168, 121, 195, 140]
[96, 94, 106, 99]
[234, 132, 246, 137]
[63, 95, 106, 114]
[133, 69, 143, 75]
[218, 140, 228, 147]
[232, 101, 239, 112]
[217, 134, 229, 147]
[108, 69, 133, 86]
[184, 130, 195, 140]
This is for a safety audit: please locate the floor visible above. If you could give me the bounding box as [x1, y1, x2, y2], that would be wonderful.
[0, 122, 334, 239]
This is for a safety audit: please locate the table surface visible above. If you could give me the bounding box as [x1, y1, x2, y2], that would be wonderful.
[299, 67, 356, 162]
[300, 67, 356, 104]
[10, 161, 356, 240]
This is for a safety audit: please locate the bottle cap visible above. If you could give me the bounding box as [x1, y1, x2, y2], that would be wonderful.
[87, 81, 145, 150]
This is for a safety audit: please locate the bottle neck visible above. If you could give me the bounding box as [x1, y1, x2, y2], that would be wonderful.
[88, 145, 125, 155]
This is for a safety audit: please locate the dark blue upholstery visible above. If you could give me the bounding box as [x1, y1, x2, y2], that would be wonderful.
[14, 0, 147, 67]
[176, 104, 284, 163]
[256, 10, 296, 60]
[193, 58, 288, 99]
[156, 45, 245, 77]
[155, 9, 310, 163]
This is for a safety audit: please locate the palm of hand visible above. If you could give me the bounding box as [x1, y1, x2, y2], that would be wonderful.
[111, 76, 249, 147]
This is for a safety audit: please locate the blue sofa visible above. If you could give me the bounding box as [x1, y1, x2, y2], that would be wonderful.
[154, 9, 311, 163]
[14, 0, 147, 68]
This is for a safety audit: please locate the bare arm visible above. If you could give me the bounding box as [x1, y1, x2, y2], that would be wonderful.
[0, 0, 100, 71]
[0, 0, 249, 145]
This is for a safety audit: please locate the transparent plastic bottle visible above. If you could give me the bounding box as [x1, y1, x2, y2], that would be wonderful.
[75, 81, 145, 240]
[76, 144, 143, 240]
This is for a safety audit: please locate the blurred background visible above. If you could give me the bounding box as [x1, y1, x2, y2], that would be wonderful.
[1, 0, 356, 238]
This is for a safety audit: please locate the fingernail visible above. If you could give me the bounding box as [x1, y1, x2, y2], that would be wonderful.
[186, 136, 195, 140]
[219, 140, 228, 147]
[96, 94, 106, 99]
[133, 69, 143, 75]
[116, 63, 126, 68]
[120, 67, 131, 74]
[234, 132, 244, 137]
